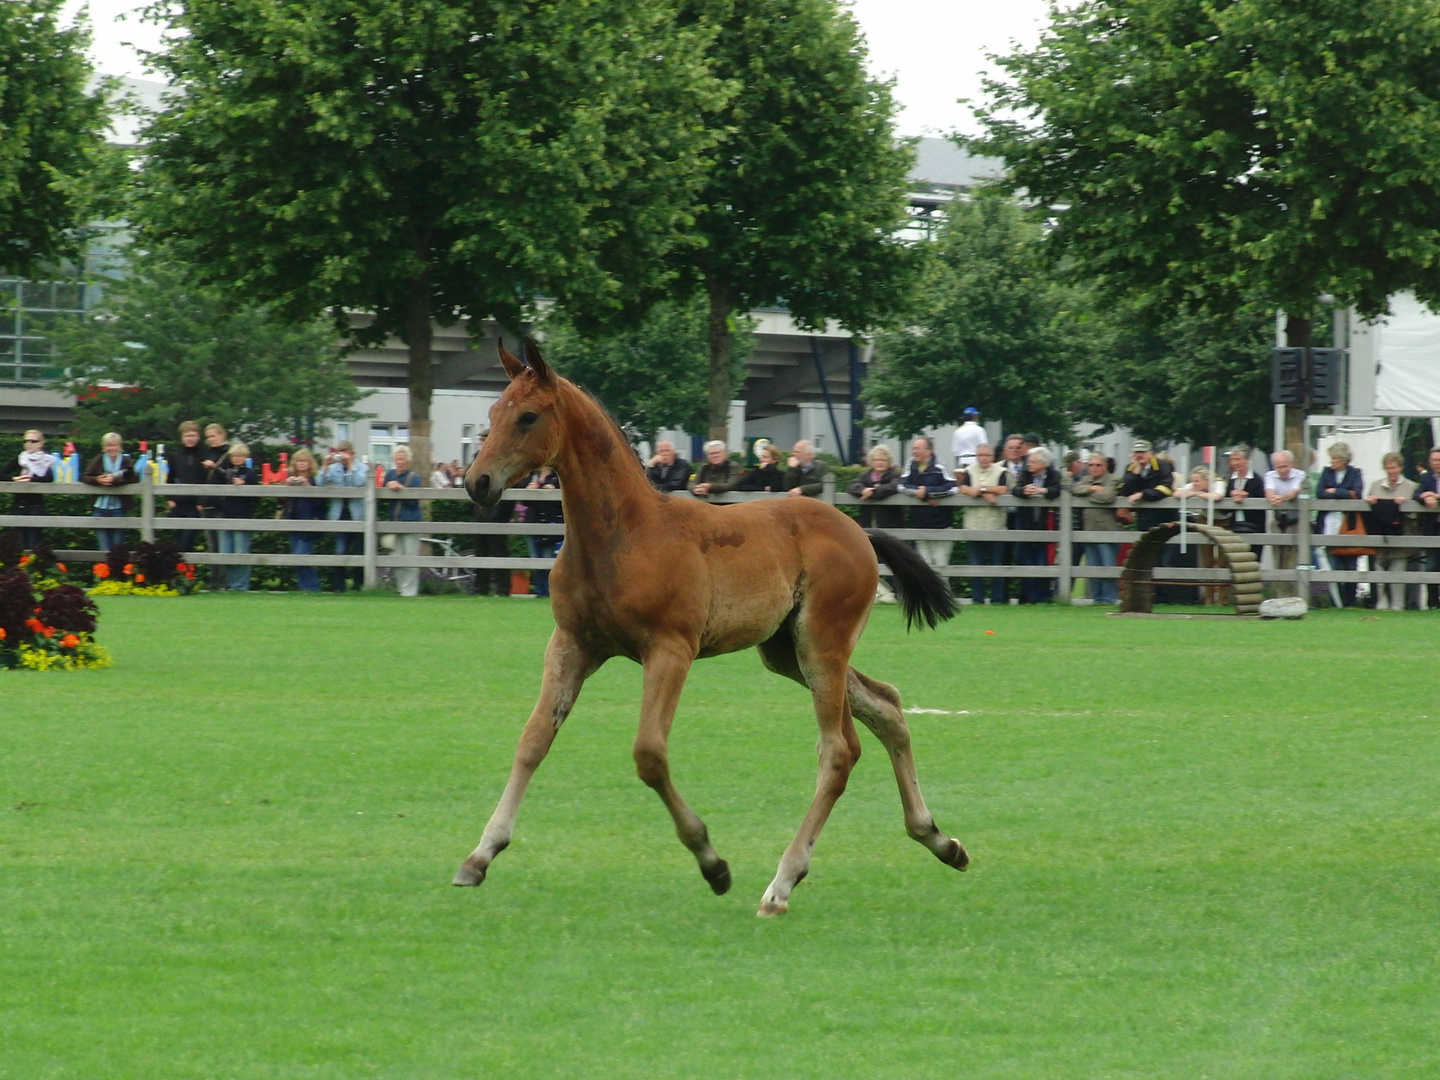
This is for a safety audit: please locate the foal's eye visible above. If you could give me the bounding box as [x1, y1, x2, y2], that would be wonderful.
[518, 412, 539, 426]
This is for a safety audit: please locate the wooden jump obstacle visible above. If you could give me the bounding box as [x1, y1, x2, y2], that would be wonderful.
[1119, 521, 1262, 616]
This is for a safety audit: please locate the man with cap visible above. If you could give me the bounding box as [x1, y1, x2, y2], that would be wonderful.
[951, 407, 985, 471]
[1119, 439, 1176, 531]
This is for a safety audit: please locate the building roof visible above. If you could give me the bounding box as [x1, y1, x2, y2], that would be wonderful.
[907, 137, 1005, 192]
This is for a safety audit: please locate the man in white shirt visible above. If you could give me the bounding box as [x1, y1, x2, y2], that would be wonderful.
[1264, 450, 1306, 598]
[951, 407, 985, 471]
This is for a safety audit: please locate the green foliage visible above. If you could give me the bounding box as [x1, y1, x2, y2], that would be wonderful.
[54, 250, 362, 446]
[0, 0, 112, 276]
[1077, 301, 1277, 449]
[539, 297, 752, 443]
[866, 196, 1101, 441]
[133, 0, 730, 472]
[972, 0, 1440, 321]
[675, 0, 919, 432]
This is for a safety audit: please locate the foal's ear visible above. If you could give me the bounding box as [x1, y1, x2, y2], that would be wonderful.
[498, 339, 525, 380]
[522, 336, 552, 384]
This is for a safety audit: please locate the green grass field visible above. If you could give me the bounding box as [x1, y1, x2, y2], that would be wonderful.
[3, 595, 1438, 1079]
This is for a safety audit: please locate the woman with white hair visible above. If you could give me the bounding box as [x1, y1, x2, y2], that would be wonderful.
[1366, 451, 1418, 610]
[1010, 446, 1061, 603]
[384, 444, 425, 597]
[689, 440, 740, 497]
[81, 432, 139, 553]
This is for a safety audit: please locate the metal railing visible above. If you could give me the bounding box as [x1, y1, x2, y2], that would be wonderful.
[3, 476, 1439, 598]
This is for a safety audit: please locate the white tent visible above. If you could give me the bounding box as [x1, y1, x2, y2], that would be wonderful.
[1373, 292, 1440, 413]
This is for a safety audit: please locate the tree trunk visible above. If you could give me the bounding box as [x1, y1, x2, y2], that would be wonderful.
[704, 276, 733, 445]
[1285, 313, 1311, 464]
[406, 271, 434, 483]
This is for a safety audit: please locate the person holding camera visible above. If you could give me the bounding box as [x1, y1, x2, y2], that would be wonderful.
[319, 440, 366, 592]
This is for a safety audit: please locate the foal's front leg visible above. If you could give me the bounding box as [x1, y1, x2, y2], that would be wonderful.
[453, 628, 598, 887]
[634, 642, 731, 895]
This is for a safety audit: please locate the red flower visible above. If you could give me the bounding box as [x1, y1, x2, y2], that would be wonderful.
[122, 564, 135, 576]
[0, 627, 7, 640]
[61, 634, 79, 648]
[56, 563, 67, 573]
[135, 573, 146, 584]
[42, 626, 54, 638]
[25, 617, 43, 633]
[93, 563, 111, 579]
[19, 555, 30, 565]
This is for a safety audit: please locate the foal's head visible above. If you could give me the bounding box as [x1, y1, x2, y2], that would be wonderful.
[465, 338, 564, 507]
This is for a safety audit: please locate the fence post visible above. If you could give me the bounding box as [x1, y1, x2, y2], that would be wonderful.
[1057, 487, 1074, 604]
[140, 471, 156, 542]
[822, 472, 836, 506]
[1296, 493, 1312, 595]
[363, 483, 378, 589]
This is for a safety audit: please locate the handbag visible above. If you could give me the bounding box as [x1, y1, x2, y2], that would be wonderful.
[1331, 512, 1376, 558]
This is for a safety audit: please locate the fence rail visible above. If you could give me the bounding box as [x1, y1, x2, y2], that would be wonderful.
[3, 477, 1439, 598]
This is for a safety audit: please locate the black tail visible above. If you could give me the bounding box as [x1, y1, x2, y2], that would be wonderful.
[866, 530, 958, 631]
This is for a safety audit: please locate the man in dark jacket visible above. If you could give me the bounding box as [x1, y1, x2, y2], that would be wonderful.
[1010, 447, 1061, 603]
[1219, 446, 1266, 534]
[898, 437, 956, 570]
[1418, 447, 1440, 606]
[1119, 440, 1176, 531]
[782, 440, 832, 497]
[166, 421, 209, 550]
[646, 441, 691, 492]
[690, 440, 741, 497]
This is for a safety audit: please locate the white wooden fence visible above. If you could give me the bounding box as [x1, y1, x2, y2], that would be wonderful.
[3, 476, 1438, 598]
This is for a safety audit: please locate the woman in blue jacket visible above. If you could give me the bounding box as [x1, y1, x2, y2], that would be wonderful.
[384, 445, 424, 597]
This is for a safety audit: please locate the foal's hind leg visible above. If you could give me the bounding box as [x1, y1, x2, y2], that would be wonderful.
[634, 641, 731, 895]
[453, 628, 600, 887]
[848, 668, 968, 871]
[756, 630, 863, 917]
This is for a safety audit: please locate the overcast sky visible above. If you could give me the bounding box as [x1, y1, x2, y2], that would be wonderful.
[66, 0, 1052, 136]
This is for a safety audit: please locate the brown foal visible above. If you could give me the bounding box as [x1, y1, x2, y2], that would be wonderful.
[455, 339, 967, 915]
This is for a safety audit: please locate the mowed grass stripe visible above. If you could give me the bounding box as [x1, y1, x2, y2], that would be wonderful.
[1, 595, 1437, 1079]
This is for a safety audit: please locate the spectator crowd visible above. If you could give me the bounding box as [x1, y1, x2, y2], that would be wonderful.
[9, 419, 1440, 609]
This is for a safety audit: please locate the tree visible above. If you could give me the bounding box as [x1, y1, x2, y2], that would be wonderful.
[972, 0, 1440, 451]
[55, 251, 362, 446]
[539, 297, 753, 447]
[866, 196, 1103, 441]
[134, 0, 729, 478]
[0, 0, 111, 275]
[675, 0, 919, 444]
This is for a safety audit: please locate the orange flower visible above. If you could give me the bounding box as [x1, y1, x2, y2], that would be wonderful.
[19, 555, 30, 565]
[42, 626, 54, 638]
[123, 564, 135, 576]
[0, 627, 7, 640]
[56, 563, 67, 573]
[61, 634, 79, 648]
[135, 573, 146, 583]
[93, 563, 111, 579]
[25, 617, 43, 633]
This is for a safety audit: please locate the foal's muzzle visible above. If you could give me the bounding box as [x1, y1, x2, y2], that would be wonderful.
[467, 472, 497, 507]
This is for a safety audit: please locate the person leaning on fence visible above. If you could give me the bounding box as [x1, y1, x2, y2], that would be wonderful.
[384, 445, 425, 598]
[82, 432, 138, 554]
[1264, 450, 1306, 600]
[11, 428, 55, 549]
[215, 443, 258, 591]
[1011, 447, 1061, 604]
[1367, 451, 1418, 611]
[646, 441, 691, 492]
[165, 421, 208, 551]
[281, 447, 325, 593]
[199, 422, 231, 554]
[1174, 466, 1227, 606]
[959, 442, 1010, 606]
[735, 443, 786, 492]
[1417, 446, 1440, 609]
[1070, 452, 1120, 605]
[523, 466, 563, 598]
[848, 445, 903, 529]
[898, 436, 956, 573]
[1119, 440, 1176, 531]
[783, 440, 831, 498]
[1316, 442, 1366, 608]
[319, 440, 366, 593]
[690, 441, 741, 497]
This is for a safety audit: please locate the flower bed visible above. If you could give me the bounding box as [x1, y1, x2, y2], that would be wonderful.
[0, 537, 111, 671]
[88, 541, 197, 596]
